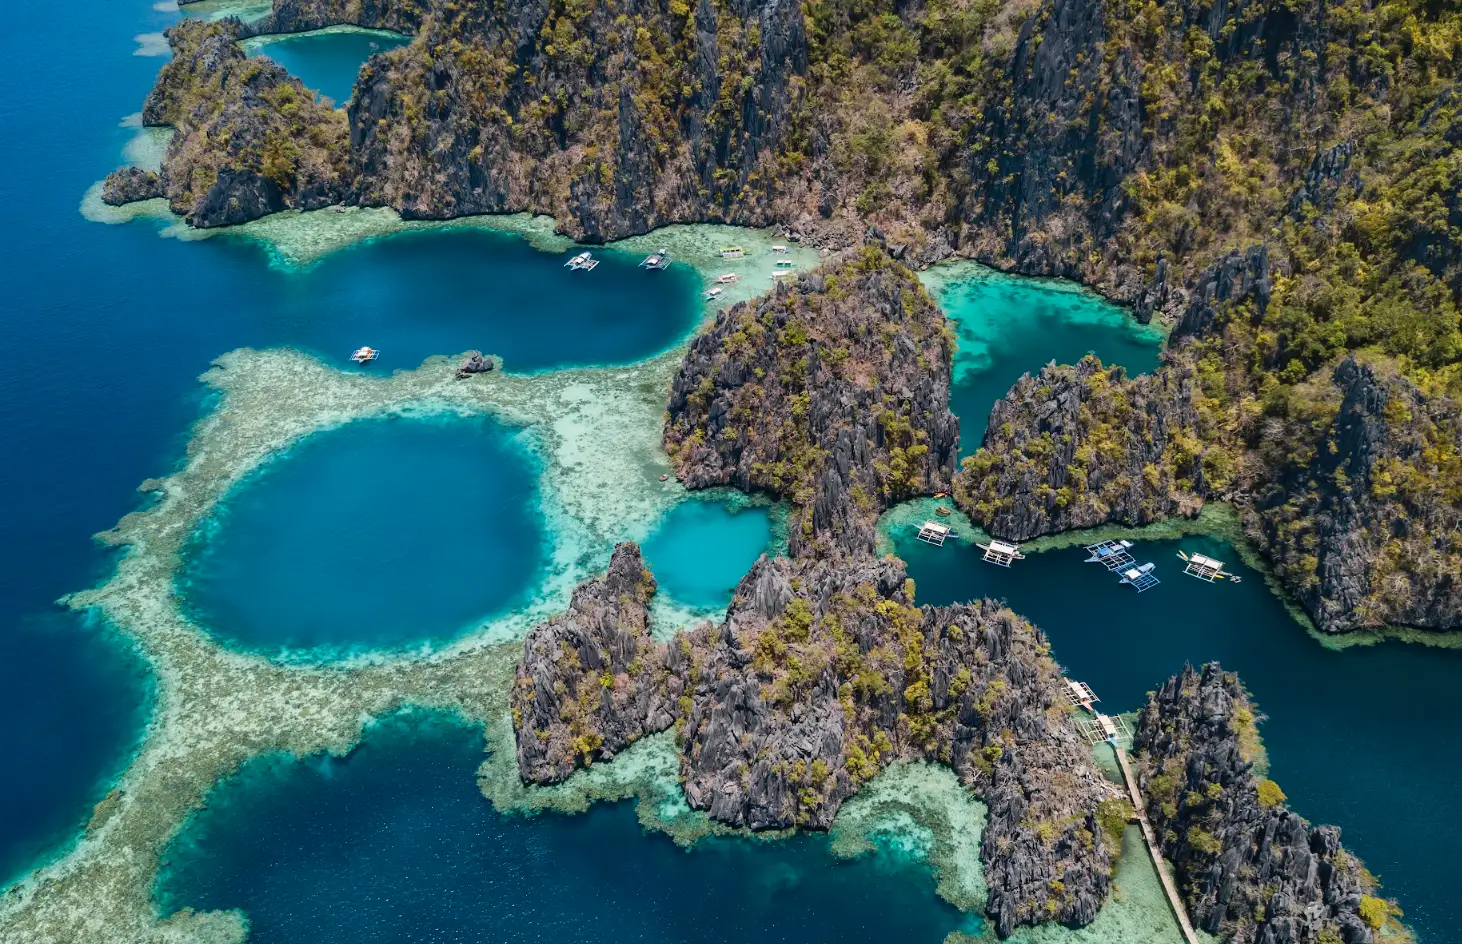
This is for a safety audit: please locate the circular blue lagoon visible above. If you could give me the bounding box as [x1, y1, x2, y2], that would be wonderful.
[180, 414, 546, 654]
[920, 265, 1163, 453]
[157, 713, 973, 944]
[245, 29, 410, 106]
[643, 498, 776, 611]
[243, 227, 704, 374]
[895, 528, 1462, 940]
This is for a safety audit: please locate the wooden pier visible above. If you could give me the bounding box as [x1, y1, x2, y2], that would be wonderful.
[1066, 677, 1201, 944]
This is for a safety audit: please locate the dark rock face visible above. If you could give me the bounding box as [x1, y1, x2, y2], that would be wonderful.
[139, 20, 349, 227]
[664, 246, 960, 556]
[512, 543, 674, 782]
[1134, 664, 1390, 944]
[675, 553, 1112, 935]
[514, 544, 1113, 937]
[954, 356, 1205, 542]
[101, 167, 164, 205]
[1248, 357, 1462, 634]
[1173, 245, 1275, 342]
[455, 352, 495, 377]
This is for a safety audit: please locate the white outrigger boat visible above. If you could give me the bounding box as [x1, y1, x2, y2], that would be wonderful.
[719, 245, 745, 260]
[350, 346, 379, 364]
[771, 244, 789, 253]
[565, 251, 598, 271]
[714, 273, 742, 284]
[640, 249, 671, 270]
[774, 259, 798, 269]
[702, 286, 725, 300]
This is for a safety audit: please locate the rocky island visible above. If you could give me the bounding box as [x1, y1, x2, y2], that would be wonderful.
[1134, 663, 1407, 944]
[111, 0, 1461, 639]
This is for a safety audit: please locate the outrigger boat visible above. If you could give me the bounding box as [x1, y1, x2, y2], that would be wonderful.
[640, 249, 671, 270]
[774, 259, 798, 269]
[564, 251, 591, 269]
[719, 245, 745, 260]
[350, 346, 379, 364]
[702, 286, 725, 300]
[1118, 562, 1161, 592]
[1177, 550, 1241, 583]
[771, 270, 795, 280]
[714, 273, 742, 284]
[771, 244, 789, 253]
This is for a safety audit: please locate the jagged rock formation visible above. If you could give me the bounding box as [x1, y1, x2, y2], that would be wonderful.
[673, 552, 1112, 935]
[664, 246, 959, 555]
[512, 543, 674, 782]
[953, 356, 1206, 542]
[141, 20, 349, 227]
[513, 547, 1114, 936]
[101, 167, 164, 205]
[1133, 663, 1402, 944]
[1247, 358, 1462, 634]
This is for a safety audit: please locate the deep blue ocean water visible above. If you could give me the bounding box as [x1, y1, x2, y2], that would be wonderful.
[897, 532, 1462, 940]
[180, 415, 544, 654]
[643, 499, 774, 611]
[0, 2, 1458, 942]
[0, 1, 695, 889]
[157, 712, 972, 944]
[246, 30, 410, 105]
[921, 266, 1163, 452]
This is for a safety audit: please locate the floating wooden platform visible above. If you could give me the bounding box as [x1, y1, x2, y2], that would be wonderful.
[1084, 539, 1136, 571]
[917, 521, 950, 546]
[977, 540, 1024, 567]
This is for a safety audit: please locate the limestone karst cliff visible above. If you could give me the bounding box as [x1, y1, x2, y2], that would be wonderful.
[1133, 663, 1406, 944]
[953, 356, 1206, 542]
[664, 245, 960, 556]
[138, 20, 349, 226]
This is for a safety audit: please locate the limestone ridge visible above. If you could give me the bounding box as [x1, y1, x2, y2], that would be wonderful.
[1133, 663, 1401, 944]
[674, 553, 1112, 936]
[954, 356, 1206, 542]
[101, 166, 164, 206]
[512, 543, 673, 783]
[664, 245, 960, 557]
[128, 20, 350, 226]
[512, 548, 1114, 936]
[1247, 358, 1462, 634]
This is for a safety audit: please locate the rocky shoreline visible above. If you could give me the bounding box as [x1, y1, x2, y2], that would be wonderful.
[1133, 664, 1406, 944]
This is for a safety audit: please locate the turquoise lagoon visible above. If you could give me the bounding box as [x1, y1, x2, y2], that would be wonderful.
[180, 415, 545, 655]
[157, 712, 977, 944]
[644, 497, 777, 613]
[895, 526, 1462, 941]
[243, 28, 411, 105]
[920, 263, 1163, 452]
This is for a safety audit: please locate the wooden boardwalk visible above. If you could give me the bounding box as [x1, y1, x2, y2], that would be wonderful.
[1113, 745, 1202, 944]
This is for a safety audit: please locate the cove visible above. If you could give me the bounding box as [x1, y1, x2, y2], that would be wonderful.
[180, 415, 544, 655]
[895, 528, 1462, 942]
[643, 497, 776, 612]
[243, 29, 410, 106]
[156, 712, 973, 944]
[919, 263, 1163, 453]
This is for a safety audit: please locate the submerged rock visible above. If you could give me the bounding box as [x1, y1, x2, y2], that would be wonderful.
[512, 543, 672, 783]
[1133, 663, 1400, 944]
[664, 246, 960, 556]
[954, 355, 1206, 542]
[101, 167, 163, 205]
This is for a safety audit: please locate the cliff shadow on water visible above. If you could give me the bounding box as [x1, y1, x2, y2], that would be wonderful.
[893, 521, 1462, 941]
